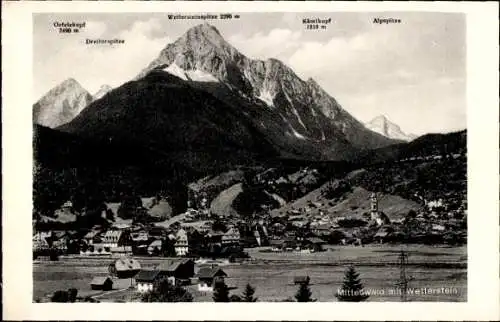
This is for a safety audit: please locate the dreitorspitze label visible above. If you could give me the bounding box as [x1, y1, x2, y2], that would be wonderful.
[85, 39, 125, 45]
[373, 18, 402, 24]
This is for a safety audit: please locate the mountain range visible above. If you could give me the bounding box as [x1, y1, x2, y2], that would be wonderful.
[132, 23, 398, 159]
[36, 23, 400, 161]
[32, 23, 466, 218]
[34, 24, 466, 162]
[33, 80, 113, 128]
[365, 115, 417, 142]
[33, 79, 93, 128]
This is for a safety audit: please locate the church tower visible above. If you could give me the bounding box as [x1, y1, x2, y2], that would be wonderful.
[370, 192, 378, 220]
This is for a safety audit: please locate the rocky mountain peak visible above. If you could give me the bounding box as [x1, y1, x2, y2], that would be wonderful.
[371, 115, 389, 125]
[186, 23, 223, 40]
[180, 24, 240, 61]
[365, 115, 415, 142]
[61, 77, 79, 86]
[130, 24, 399, 158]
[38, 78, 88, 101]
[97, 84, 112, 91]
[33, 78, 93, 128]
[136, 23, 244, 81]
[93, 84, 113, 100]
[50, 78, 86, 95]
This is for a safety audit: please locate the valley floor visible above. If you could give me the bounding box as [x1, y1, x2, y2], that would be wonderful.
[33, 244, 466, 302]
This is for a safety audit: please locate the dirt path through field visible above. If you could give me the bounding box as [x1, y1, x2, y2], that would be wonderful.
[92, 287, 129, 299]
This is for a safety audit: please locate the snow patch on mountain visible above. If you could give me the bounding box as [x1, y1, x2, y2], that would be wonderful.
[291, 107, 307, 130]
[163, 63, 188, 80]
[283, 89, 293, 106]
[280, 113, 306, 140]
[257, 89, 275, 107]
[291, 126, 306, 140]
[163, 62, 219, 83]
[185, 69, 219, 82]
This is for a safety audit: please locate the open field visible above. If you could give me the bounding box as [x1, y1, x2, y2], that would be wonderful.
[225, 245, 466, 302]
[33, 244, 466, 302]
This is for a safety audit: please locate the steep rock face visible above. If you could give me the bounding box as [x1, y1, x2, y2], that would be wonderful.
[33, 78, 93, 128]
[136, 23, 397, 160]
[365, 115, 417, 142]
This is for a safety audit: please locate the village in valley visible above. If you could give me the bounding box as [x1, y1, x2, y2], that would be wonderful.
[31, 16, 468, 304]
[33, 155, 467, 303]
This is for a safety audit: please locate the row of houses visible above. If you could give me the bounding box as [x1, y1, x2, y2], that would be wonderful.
[399, 152, 465, 163]
[91, 258, 228, 294]
[80, 227, 190, 257]
[135, 263, 227, 293]
[33, 220, 245, 258]
[269, 237, 327, 253]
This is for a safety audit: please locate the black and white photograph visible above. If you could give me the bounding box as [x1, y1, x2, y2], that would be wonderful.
[31, 11, 468, 303]
[2, 1, 499, 320]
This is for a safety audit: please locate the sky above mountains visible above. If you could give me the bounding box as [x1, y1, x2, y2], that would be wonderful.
[34, 12, 465, 135]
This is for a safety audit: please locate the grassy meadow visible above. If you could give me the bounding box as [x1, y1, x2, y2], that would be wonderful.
[33, 244, 466, 302]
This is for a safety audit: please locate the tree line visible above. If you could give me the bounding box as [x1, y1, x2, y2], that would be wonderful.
[47, 264, 373, 303]
[141, 265, 370, 303]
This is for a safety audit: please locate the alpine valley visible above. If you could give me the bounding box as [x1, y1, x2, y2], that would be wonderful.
[33, 23, 466, 231]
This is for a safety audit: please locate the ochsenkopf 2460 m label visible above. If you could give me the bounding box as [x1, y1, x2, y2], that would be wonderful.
[53, 21, 86, 33]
